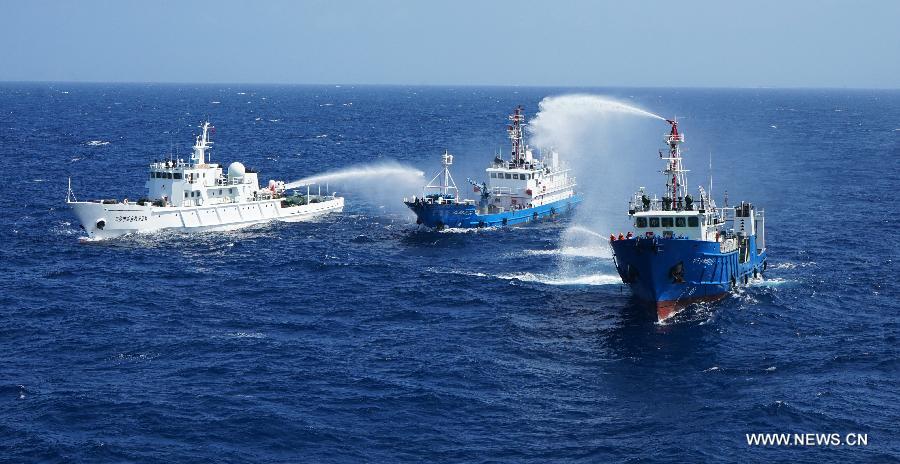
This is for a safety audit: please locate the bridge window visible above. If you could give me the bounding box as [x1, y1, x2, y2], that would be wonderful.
[688, 217, 699, 227]
[505, 173, 511, 179]
[662, 217, 674, 227]
[174, 173, 182, 180]
[636, 217, 647, 228]
[490, 173, 496, 178]
[649, 217, 660, 227]
[675, 217, 686, 227]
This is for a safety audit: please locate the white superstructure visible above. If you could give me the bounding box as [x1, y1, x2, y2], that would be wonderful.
[617, 119, 765, 253]
[67, 121, 344, 240]
[479, 106, 577, 211]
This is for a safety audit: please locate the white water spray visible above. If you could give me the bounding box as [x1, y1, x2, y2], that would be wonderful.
[528, 93, 667, 229]
[529, 94, 666, 276]
[284, 162, 424, 190]
[566, 225, 608, 240]
[530, 95, 664, 138]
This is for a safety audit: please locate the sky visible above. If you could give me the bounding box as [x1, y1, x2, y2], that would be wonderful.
[1, 0, 898, 88]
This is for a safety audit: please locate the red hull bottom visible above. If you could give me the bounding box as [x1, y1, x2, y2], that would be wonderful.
[656, 294, 728, 321]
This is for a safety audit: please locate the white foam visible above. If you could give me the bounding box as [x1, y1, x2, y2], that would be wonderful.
[749, 277, 795, 287]
[229, 332, 265, 339]
[524, 246, 610, 258]
[86, 140, 109, 146]
[439, 226, 499, 234]
[424, 267, 617, 286]
[496, 272, 620, 286]
[772, 261, 816, 269]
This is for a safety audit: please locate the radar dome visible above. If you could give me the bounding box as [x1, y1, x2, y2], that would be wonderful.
[228, 162, 246, 178]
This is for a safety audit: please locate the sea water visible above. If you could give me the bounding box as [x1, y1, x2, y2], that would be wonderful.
[1, 83, 898, 462]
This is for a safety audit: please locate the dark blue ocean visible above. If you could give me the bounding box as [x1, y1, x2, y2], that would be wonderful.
[1, 83, 898, 463]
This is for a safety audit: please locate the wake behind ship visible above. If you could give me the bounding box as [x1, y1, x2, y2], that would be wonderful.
[609, 119, 768, 320]
[67, 121, 343, 240]
[404, 106, 581, 229]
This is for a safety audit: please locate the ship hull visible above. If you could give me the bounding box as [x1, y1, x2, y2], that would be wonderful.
[404, 194, 582, 229]
[610, 235, 767, 320]
[69, 197, 344, 240]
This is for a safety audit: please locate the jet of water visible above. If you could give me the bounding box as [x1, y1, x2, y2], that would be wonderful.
[530, 94, 665, 133]
[285, 162, 424, 189]
[566, 225, 607, 240]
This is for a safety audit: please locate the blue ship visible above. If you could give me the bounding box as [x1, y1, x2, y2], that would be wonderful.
[610, 119, 768, 320]
[405, 106, 582, 229]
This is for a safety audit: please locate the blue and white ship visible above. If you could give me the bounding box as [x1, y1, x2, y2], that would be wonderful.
[609, 119, 768, 320]
[404, 106, 581, 229]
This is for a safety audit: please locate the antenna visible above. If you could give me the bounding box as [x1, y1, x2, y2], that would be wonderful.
[708, 150, 713, 202]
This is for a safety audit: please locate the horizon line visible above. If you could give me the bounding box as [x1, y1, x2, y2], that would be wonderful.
[1, 79, 898, 92]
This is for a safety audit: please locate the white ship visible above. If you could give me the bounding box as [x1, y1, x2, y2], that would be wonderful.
[67, 121, 344, 240]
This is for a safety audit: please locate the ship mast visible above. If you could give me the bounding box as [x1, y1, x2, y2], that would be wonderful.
[191, 121, 214, 166]
[661, 118, 688, 205]
[507, 106, 526, 166]
[424, 149, 459, 197]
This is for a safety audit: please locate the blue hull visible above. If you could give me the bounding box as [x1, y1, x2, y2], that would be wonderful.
[610, 235, 767, 319]
[405, 195, 582, 229]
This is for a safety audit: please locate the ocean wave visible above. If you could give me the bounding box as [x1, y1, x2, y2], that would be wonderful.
[749, 277, 796, 287]
[227, 332, 265, 339]
[424, 267, 617, 286]
[524, 246, 610, 258]
[496, 272, 620, 286]
[772, 261, 816, 269]
[86, 140, 110, 146]
[438, 227, 499, 234]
